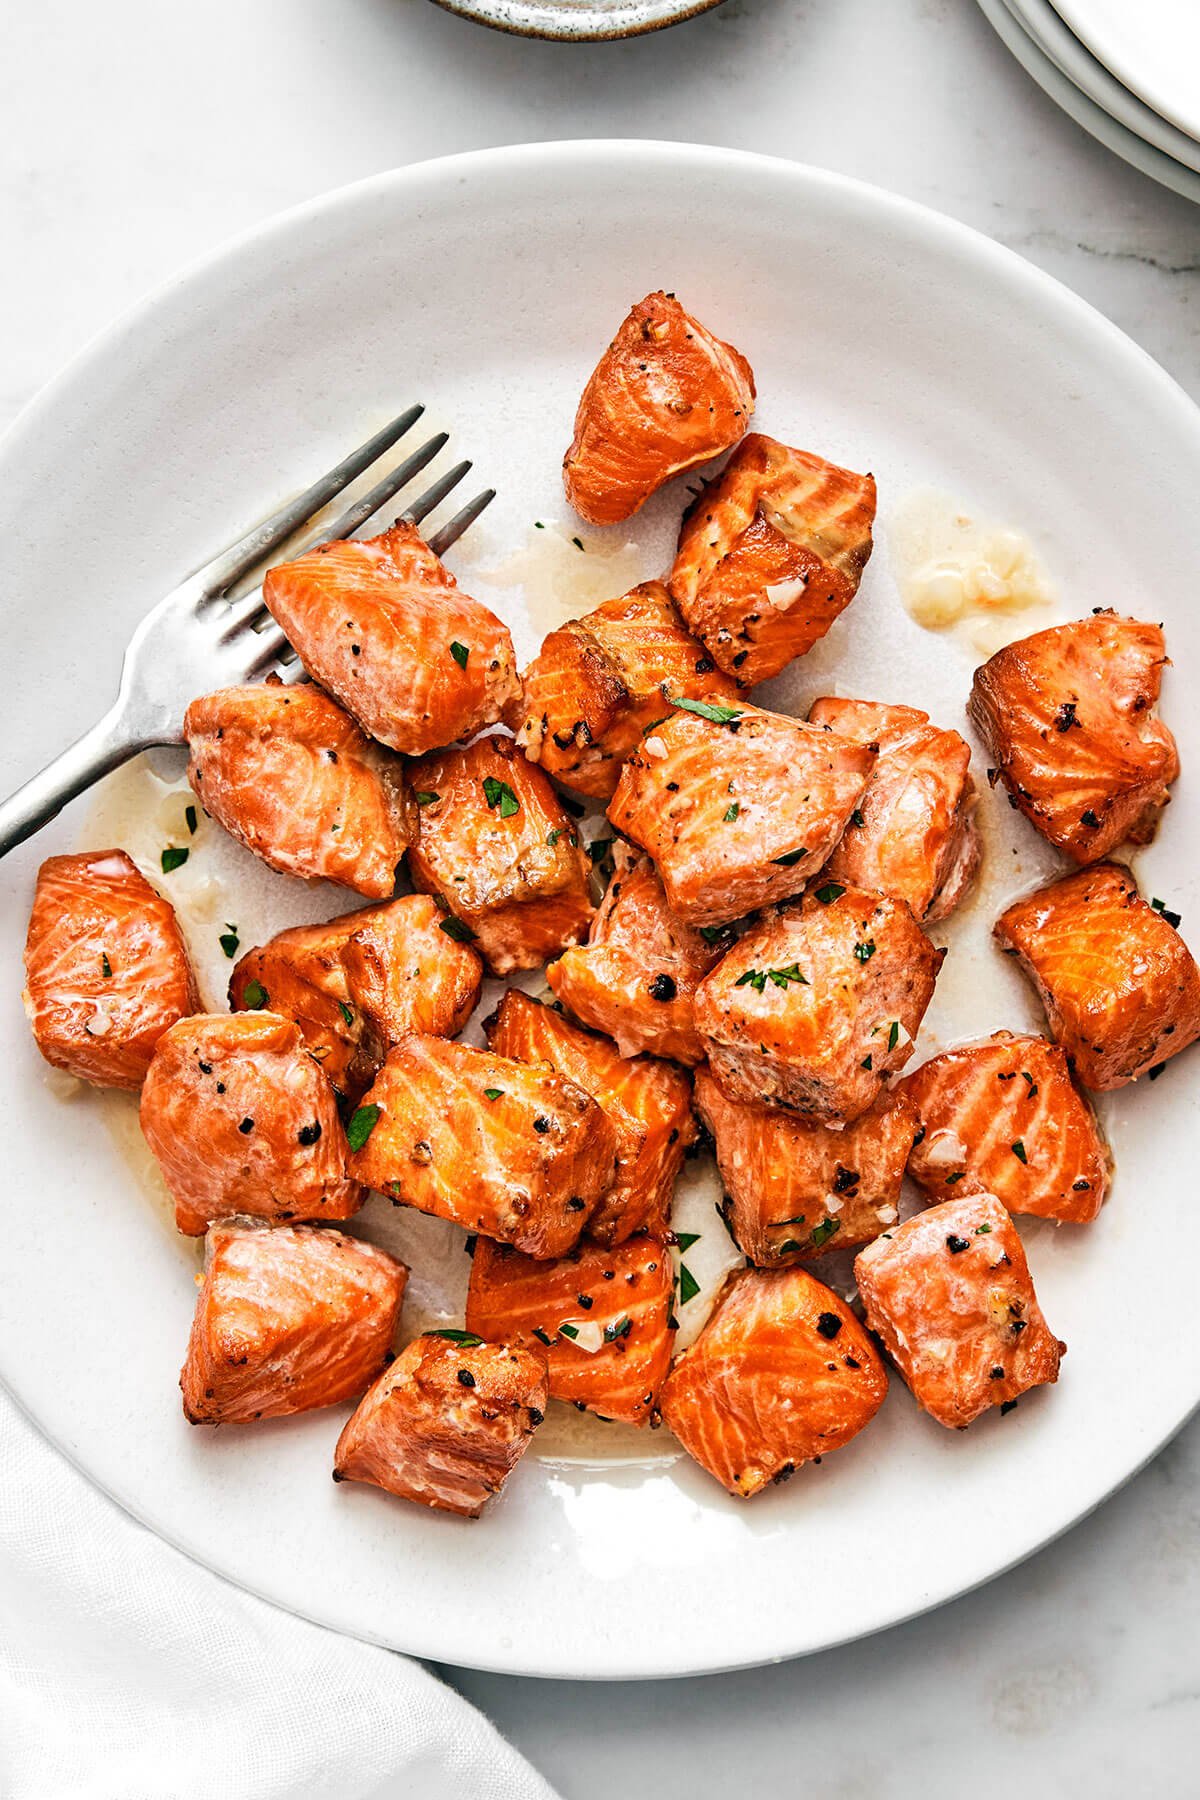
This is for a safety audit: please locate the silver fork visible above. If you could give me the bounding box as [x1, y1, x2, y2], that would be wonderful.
[0, 406, 494, 860]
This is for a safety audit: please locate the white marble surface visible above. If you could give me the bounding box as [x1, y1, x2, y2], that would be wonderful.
[3, 0, 1199, 1792]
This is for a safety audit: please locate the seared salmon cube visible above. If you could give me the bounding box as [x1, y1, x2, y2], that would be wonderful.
[546, 844, 728, 1064]
[333, 1332, 548, 1517]
[903, 1032, 1109, 1223]
[513, 581, 738, 800]
[180, 1221, 406, 1425]
[695, 885, 942, 1121]
[968, 612, 1178, 864]
[694, 1069, 918, 1264]
[23, 849, 198, 1089]
[230, 894, 482, 1104]
[994, 863, 1200, 1089]
[607, 699, 875, 929]
[348, 1035, 616, 1258]
[263, 521, 520, 756]
[855, 1193, 1065, 1428]
[660, 1265, 887, 1496]
[808, 697, 980, 922]
[485, 989, 695, 1244]
[668, 434, 876, 687]
[184, 680, 413, 898]
[563, 291, 755, 526]
[466, 1233, 674, 1426]
[141, 1013, 363, 1236]
[407, 734, 594, 975]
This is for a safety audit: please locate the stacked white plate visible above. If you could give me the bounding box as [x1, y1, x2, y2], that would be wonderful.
[980, 0, 1200, 203]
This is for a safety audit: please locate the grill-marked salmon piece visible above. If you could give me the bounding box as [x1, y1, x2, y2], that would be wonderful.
[994, 863, 1200, 1090]
[694, 1069, 918, 1264]
[808, 697, 980, 922]
[407, 734, 594, 975]
[184, 681, 413, 899]
[607, 699, 875, 929]
[968, 612, 1178, 864]
[466, 1233, 674, 1426]
[546, 845, 728, 1064]
[181, 1221, 406, 1425]
[23, 850, 198, 1089]
[333, 1332, 548, 1517]
[263, 522, 520, 756]
[563, 292, 755, 526]
[140, 1012, 363, 1236]
[660, 1265, 887, 1496]
[485, 989, 695, 1244]
[348, 1035, 616, 1258]
[512, 581, 738, 799]
[668, 434, 877, 687]
[695, 885, 942, 1121]
[229, 894, 482, 1105]
[902, 1032, 1109, 1223]
[855, 1193, 1065, 1429]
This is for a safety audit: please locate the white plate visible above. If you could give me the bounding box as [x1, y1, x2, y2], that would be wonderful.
[1051, 0, 1200, 147]
[1010, 0, 1200, 174]
[1, 141, 1199, 1680]
[980, 0, 1200, 205]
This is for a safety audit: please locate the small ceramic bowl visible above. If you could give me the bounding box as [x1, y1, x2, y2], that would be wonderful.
[429, 0, 725, 40]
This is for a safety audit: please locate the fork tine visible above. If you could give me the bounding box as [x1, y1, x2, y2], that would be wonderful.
[399, 461, 472, 528]
[217, 431, 452, 640]
[428, 488, 497, 557]
[190, 404, 426, 597]
[240, 623, 295, 678]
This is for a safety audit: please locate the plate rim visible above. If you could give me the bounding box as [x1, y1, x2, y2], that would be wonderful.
[1049, 0, 1200, 146]
[5, 139, 1200, 1679]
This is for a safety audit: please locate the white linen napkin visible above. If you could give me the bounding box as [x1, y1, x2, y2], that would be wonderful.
[0, 1390, 559, 1800]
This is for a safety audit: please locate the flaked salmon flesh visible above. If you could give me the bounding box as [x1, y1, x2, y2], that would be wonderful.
[563, 291, 755, 526]
[23, 849, 198, 1089]
[669, 433, 876, 687]
[264, 521, 520, 756]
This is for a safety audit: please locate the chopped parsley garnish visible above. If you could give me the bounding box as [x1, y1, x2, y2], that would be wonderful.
[975, 1223, 993, 1234]
[861, 1054, 873, 1071]
[604, 1315, 633, 1342]
[185, 804, 198, 835]
[723, 802, 740, 822]
[772, 1213, 807, 1227]
[338, 1001, 354, 1027]
[699, 925, 726, 944]
[1080, 808, 1100, 828]
[482, 1087, 504, 1101]
[669, 695, 743, 726]
[675, 1232, 700, 1251]
[219, 925, 239, 959]
[815, 1312, 843, 1341]
[850, 809, 865, 828]
[587, 837, 614, 864]
[482, 776, 520, 818]
[946, 1234, 971, 1254]
[1148, 1062, 1167, 1081]
[815, 882, 845, 905]
[430, 1328, 483, 1347]
[1011, 1140, 1028, 1164]
[1151, 897, 1182, 928]
[414, 790, 440, 807]
[346, 1104, 382, 1152]
[546, 827, 563, 846]
[559, 1323, 580, 1341]
[100, 953, 112, 978]
[242, 979, 269, 1010]
[854, 940, 876, 963]
[945, 1171, 965, 1184]
[887, 1021, 900, 1051]
[161, 846, 189, 874]
[534, 520, 545, 530]
[678, 1265, 700, 1305]
[572, 536, 585, 552]
[449, 640, 470, 669]
[735, 964, 809, 993]
[771, 847, 809, 866]
[809, 1218, 840, 1250]
[438, 916, 477, 943]
[532, 1326, 554, 1346]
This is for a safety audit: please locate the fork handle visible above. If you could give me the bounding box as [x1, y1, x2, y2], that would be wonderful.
[0, 705, 146, 861]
